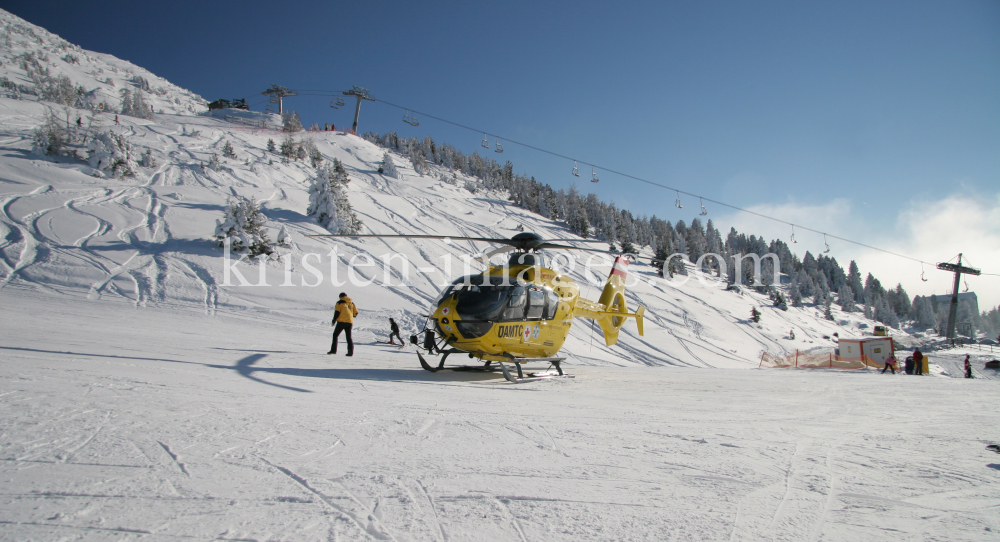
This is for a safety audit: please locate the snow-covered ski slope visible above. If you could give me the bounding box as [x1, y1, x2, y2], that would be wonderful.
[1, 9, 998, 541]
[0, 96, 880, 369]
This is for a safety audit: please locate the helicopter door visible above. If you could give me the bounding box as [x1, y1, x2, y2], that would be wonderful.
[525, 288, 545, 320]
[502, 287, 526, 322]
[523, 287, 549, 346]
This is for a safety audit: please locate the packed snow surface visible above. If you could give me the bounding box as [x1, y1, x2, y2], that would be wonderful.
[0, 8, 998, 540]
[3, 292, 999, 541]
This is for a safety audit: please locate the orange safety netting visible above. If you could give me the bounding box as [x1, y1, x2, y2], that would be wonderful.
[759, 351, 885, 370]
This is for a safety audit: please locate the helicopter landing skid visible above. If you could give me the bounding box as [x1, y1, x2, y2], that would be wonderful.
[497, 356, 573, 383]
[417, 349, 494, 373]
[416, 351, 573, 382]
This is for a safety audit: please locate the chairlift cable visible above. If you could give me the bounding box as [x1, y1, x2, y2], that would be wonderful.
[289, 92, 994, 273]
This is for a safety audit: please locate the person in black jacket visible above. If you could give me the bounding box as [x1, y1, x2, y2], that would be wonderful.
[388, 318, 403, 345]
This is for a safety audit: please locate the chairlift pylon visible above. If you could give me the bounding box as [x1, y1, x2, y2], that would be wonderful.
[481, 134, 490, 149]
[699, 198, 707, 216]
[495, 137, 503, 153]
[572, 161, 580, 177]
[591, 167, 599, 183]
[674, 191, 683, 209]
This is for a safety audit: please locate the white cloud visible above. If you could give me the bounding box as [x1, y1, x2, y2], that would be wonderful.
[711, 193, 1000, 310]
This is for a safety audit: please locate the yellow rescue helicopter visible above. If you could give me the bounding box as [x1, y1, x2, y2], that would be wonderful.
[308, 232, 645, 382]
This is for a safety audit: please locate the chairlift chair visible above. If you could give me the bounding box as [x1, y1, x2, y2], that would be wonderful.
[335, 96, 345, 107]
[403, 111, 411, 124]
[921, 263, 928, 282]
[675, 191, 683, 209]
[481, 134, 490, 149]
[495, 137, 503, 153]
[409, 113, 419, 127]
[330, 100, 340, 109]
[591, 167, 599, 183]
[572, 161, 580, 177]
[823, 234, 830, 253]
[699, 198, 707, 216]
[790, 225, 797, 244]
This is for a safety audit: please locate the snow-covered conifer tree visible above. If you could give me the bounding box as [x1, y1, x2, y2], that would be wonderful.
[282, 111, 303, 132]
[279, 136, 296, 161]
[276, 225, 290, 246]
[214, 196, 273, 257]
[837, 284, 855, 312]
[87, 131, 137, 177]
[410, 149, 429, 176]
[380, 152, 398, 178]
[306, 159, 362, 234]
[301, 138, 322, 168]
[790, 278, 802, 306]
[140, 148, 155, 168]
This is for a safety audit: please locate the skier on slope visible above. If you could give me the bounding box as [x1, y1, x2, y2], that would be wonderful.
[388, 318, 403, 345]
[881, 355, 897, 374]
[912, 348, 924, 375]
[964, 355, 972, 379]
[328, 292, 358, 356]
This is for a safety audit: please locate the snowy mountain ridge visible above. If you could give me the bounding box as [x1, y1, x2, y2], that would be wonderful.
[0, 8, 206, 117]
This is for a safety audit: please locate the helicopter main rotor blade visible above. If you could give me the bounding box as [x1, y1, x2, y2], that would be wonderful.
[544, 239, 610, 244]
[305, 234, 521, 246]
[536, 242, 619, 254]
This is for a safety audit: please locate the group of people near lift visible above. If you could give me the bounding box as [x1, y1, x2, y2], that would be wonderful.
[881, 348, 975, 378]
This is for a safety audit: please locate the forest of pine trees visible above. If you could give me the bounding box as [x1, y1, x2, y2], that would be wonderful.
[362, 130, 999, 337]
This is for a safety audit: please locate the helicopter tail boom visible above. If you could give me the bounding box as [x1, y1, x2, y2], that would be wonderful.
[576, 256, 645, 346]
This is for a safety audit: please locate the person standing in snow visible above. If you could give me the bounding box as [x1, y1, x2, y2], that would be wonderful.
[388, 318, 403, 345]
[114, 115, 119, 125]
[881, 355, 897, 374]
[328, 292, 358, 356]
[964, 355, 972, 378]
[912, 348, 923, 375]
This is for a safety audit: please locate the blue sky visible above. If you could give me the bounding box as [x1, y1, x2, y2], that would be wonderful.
[5, 0, 1000, 304]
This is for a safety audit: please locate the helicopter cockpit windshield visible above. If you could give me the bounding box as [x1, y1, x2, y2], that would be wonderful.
[455, 284, 517, 322]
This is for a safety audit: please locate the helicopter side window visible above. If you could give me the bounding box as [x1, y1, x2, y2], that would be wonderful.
[525, 288, 545, 320]
[502, 287, 526, 321]
[543, 288, 560, 320]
